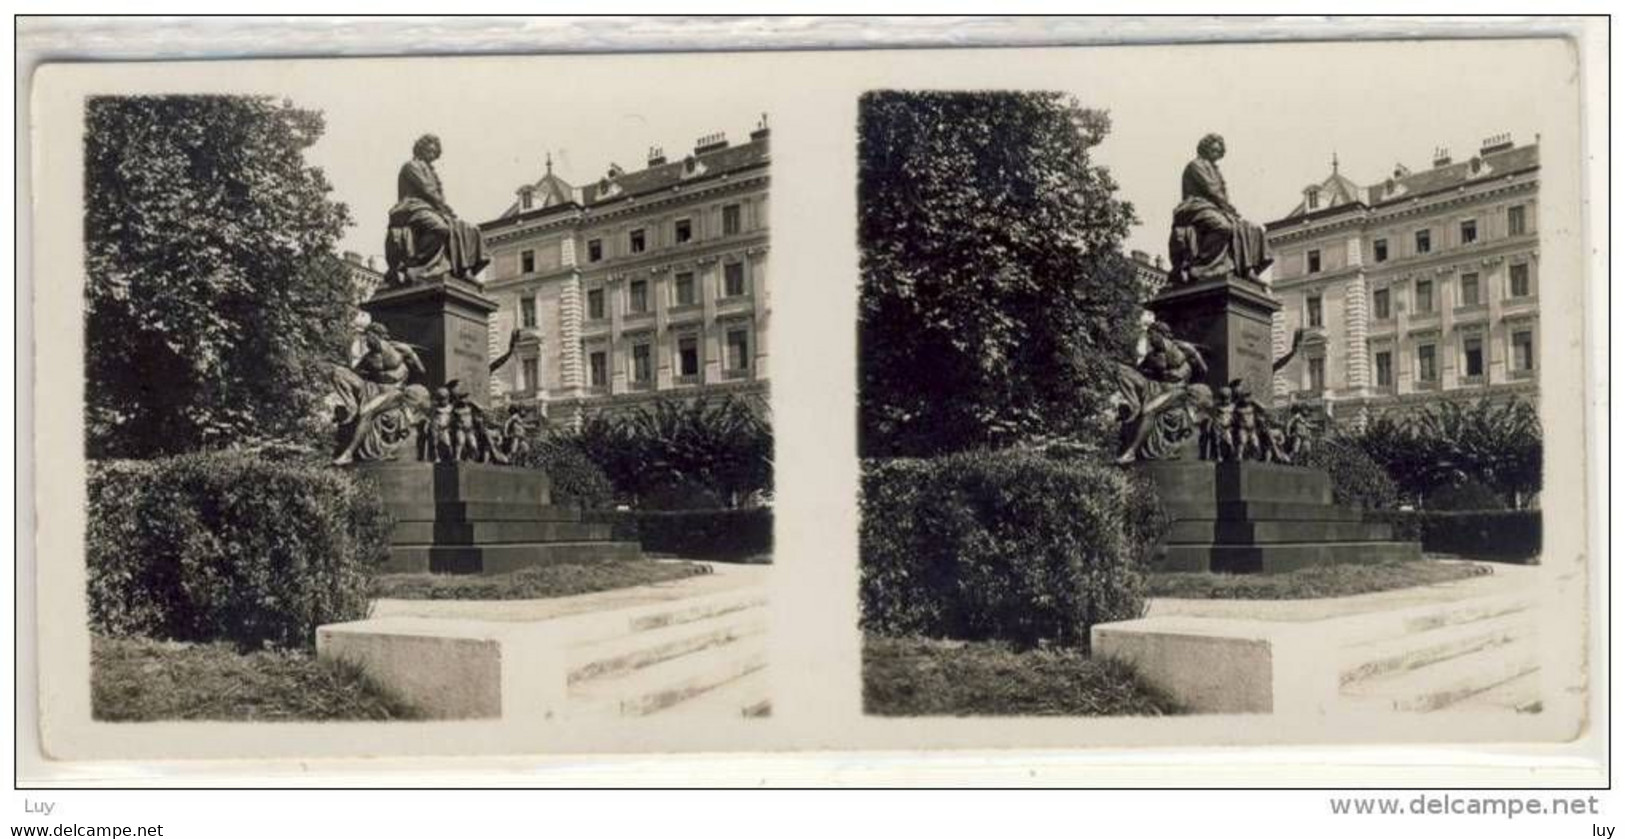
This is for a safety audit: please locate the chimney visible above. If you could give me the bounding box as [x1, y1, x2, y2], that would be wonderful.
[750, 112, 770, 142]
[694, 131, 729, 155]
[1432, 146, 1452, 168]
[647, 145, 666, 167]
[1130, 249, 1149, 264]
[343, 250, 363, 265]
[1481, 132, 1514, 155]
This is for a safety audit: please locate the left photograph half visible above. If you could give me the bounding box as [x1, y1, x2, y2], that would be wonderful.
[82, 92, 773, 724]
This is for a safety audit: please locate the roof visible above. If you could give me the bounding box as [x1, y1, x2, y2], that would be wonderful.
[579, 135, 769, 207]
[496, 164, 579, 219]
[1272, 142, 1539, 225]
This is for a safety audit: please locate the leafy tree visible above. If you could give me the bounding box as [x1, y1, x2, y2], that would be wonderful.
[85, 95, 354, 458]
[1355, 397, 1542, 509]
[858, 91, 1141, 458]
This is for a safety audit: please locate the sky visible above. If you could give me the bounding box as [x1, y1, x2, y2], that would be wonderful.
[260, 39, 1562, 267]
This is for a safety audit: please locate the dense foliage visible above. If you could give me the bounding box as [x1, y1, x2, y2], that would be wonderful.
[587, 508, 773, 562]
[88, 452, 390, 649]
[859, 451, 1161, 649]
[85, 95, 356, 458]
[563, 397, 773, 509]
[858, 91, 1142, 457]
[1301, 435, 1401, 510]
[516, 431, 617, 509]
[1366, 510, 1542, 562]
[1354, 398, 1542, 509]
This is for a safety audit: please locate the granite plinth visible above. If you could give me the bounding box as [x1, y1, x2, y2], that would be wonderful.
[1147, 276, 1280, 398]
[362, 276, 500, 397]
[1138, 461, 1421, 574]
[361, 462, 640, 574]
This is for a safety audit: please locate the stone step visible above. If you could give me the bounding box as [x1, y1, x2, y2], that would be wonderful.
[1341, 637, 1540, 713]
[1163, 501, 1365, 522]
[567, 604, 768, 685]
[568, 632, 768, 718]
[1451, 668, 1543, 713]
[392, 519, 613, 545]
[384, 502, 584, 523]
[384, 540, 643, 574]
[671, 665, 772, 718]
[1338, 609, 1534, 688]
[1167, 519, 1394, 544]
[1159, 540, 1424, 573]
[575, 587, 770, 647]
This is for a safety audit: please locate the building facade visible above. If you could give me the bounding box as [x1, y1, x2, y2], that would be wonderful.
[477, 121, 771, 426]
[1263, 135, 1540, 426]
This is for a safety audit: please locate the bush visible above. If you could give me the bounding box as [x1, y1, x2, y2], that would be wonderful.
[519, 436, 615, 509]
[1366, 509, 1541, 562]
[587, 508, 773, 562]
[1302, 436, 1400, 510]
[88, 452, 391, 650]
[1422, 478, 1507, 511]
[860, 451, 1157, 649]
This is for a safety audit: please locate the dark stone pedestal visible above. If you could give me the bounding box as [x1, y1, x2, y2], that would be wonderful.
[364, 276, 499, 396]
[1138, 461, 1420, 574]
[1148, 276, 1279, 401]
[363, 461, 641, 574]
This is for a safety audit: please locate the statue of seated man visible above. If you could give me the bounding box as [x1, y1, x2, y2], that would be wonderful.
[1168, 133, 1274, 284]
[385, 134, 490, 286]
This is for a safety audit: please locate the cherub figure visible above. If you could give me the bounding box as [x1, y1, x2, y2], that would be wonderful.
[1201, 386, 1236, 461]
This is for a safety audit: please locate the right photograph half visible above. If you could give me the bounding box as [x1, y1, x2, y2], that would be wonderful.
[856, 88, 1553, 723]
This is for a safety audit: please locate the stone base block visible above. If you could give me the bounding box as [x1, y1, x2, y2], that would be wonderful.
[385, 540, 645, 575]
[1159, 540, 1424, 573]
[1137, 460, 1332, 506]
[1092, 617, 1331, 714]
[316, 618, 529, 719]
[1167, 519, 1395, 545]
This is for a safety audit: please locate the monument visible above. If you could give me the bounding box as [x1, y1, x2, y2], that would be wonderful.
[1115, 134, 1419, 573]
[328, 135, 639, 573]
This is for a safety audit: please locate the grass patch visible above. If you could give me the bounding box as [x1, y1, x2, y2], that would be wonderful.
[862, 634, 1182, 717]
[1148, 559, 1492, 601]
[370, 560, 711, 601]
[92, 635, 423, 722]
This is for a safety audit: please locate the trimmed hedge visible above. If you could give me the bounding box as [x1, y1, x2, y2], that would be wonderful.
[1366, 509, 1541, 562]
[88, 452, 391, 650]
[587, 508, 773, 562]
[519, 437, 615, 509]
[1303, 437, 1400, 510]
[860, 451, 1162, 649]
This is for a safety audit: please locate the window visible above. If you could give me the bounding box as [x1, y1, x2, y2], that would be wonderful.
[677, 335, 699, 378]
[520, 190, 534, 211]
[1373, 238, 1389, 263]
[1308, 356, 1325, 392]
[1373, 288, 1391, 320]
[520, 296, 537, 329]
[1508, 204, 1527, 236]
[628, 279, 649, 314]
[587, 288, 606, 320]
[726, 327, 750, 372]
[1307, 249, 1321, 274]
[1417, 344, 1438, 382]
[674, 219, 693, 244]
[629, 229, 646, 254]
[1512, 330, 1534, 372]
[674, 272, 697, 306]
[588, 350, 608, 387]
[1306, 294, 1323, 328]
[630, 341, 652, 384]
[1306, 187, 1320, 210]
[1415, 279, 1434, 314]
[521, 357, 539, 392]
[1509, 263, 1531, 298]
[724, 262, 746, 297]
[1459, 273, 1480, 306]
[587, 239, 603, 262]
[1463, 336, 1484, 378]
[1374, 351, 1393, 388]
[1459, 219, 1477, 245]
[1414, 229, 1431, 255]
[722, 204, 742, 236]
[520, 249, 536, 274]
